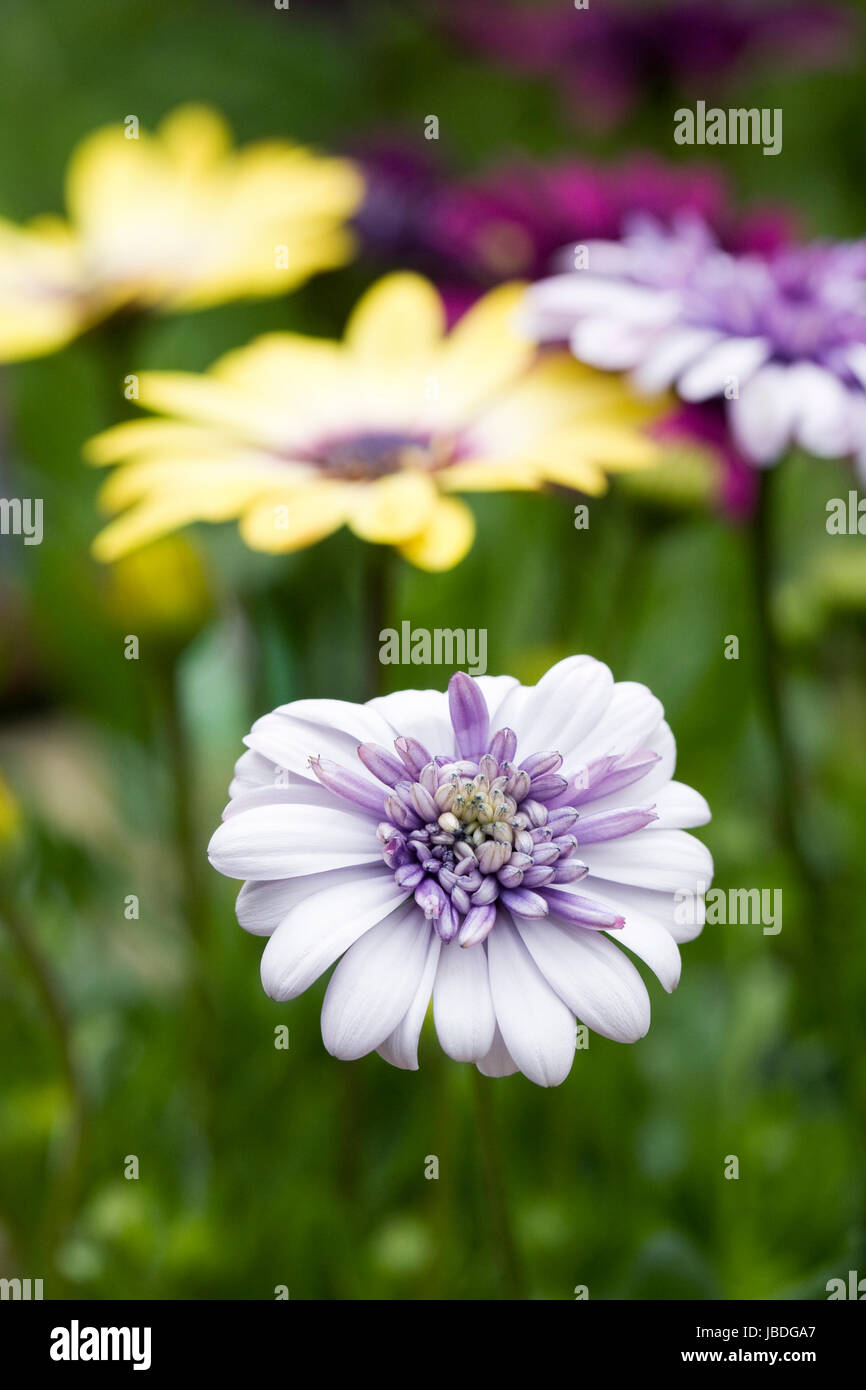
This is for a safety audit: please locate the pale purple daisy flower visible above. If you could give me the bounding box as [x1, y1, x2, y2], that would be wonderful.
[208, 658, 712, 1088]
[524, 217, 866, 472]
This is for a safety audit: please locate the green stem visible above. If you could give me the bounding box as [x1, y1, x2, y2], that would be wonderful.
[470, 1067, 525, 1299]
[750, 469, 820, 900]
[361, 543, 393, 703]
[0, 889, 89, 1257]
[152, 658, 215, 1142]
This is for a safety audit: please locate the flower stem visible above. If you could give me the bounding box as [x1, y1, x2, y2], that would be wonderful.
[751, 468, 820, 899]
[361, 543, 392, 703]
[152, 657, 215, 1143]
[470, 1067, 525, 1299]
[0, 888, 89, 1258]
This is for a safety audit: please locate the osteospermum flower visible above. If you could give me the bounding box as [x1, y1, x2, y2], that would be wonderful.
[0, 104, 363, 361]
[207, 659, 712, 1087]
[85, 272, 661, 569]
[525, 217, 866, 471]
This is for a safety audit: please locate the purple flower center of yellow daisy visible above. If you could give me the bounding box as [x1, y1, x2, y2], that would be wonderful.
[307, 430, 456, 481]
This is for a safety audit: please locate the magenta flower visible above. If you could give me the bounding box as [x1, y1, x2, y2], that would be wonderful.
[355, 146, 794, 323]
[208, 659, 712, 1087]
[449, 0, 855, 131]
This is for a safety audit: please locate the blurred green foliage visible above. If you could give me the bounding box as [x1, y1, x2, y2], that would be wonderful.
[0, 0, 864, 1299]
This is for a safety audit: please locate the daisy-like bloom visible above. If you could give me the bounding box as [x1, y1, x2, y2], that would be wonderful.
[207, 659, 712, 1087]
[0, 104, 363, 362]
[85, 272, 662, 570]
[525, 217, 866, 472]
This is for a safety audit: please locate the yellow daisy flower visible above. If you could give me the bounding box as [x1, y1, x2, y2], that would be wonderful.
[85, 273, 662, 571]
[0, 104, 363, 361]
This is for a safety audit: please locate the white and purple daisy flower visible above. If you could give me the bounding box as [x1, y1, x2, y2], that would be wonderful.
[524, 216, 866, 473]
[208, 658, 712, 1087]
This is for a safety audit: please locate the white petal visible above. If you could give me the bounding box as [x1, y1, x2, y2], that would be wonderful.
[790, 363, 855, 458]
[677, 335, 768, 402]
[366, 688, 453, 759]
[377, 931, 441, 1071]
[566, 881, 683, 991]
[582, 877, 704, 945]
[244, 699, 397, 781]
[236, 864, 377, 937]
[476, 1025, 519, 1078]
[571, 317, 657, 372]
[208, 802, 380, 880]
[432, 939, 496, 1062]
[630, 326, 721, 395]
[575, 722, 676, 814]
[494, 655, 613, 756]
[260, 867, 409, 1001]
[488, 915, 577, 1086]
[518, 915, 651, 1043]
[322, 906, 433, 1060]
[582, 827, 713, 893]
[650, 781, 711, 828]
[729, 363, 796, 465]
[222, 781, 336, 819]
[473, 675, 520, 724]
[567, 680, 665, 767]
[229, 748, 278, 796]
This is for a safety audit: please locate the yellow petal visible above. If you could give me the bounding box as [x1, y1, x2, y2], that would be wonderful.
[345, 273, 445, 362]
[96, 453, 289, 512]
[156, 104, 232, 171]
[84, 419, 231, 465]
[0, 215, 90, 361]
[437, 457, 541, 492]
[532, 456, 608, 495]
[347, 470, 438, 544]
[92, 497, 213, 563]
[399, 496, 476, 572]
[431, 282, 535, 427]
[239, 483, 351, 553]
[136, 371, 287, 445]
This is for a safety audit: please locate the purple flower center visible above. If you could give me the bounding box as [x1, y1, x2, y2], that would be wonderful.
[300, 430, 457, 481]
[309, 673, 661, 948]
